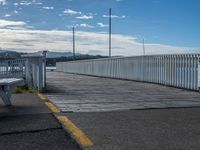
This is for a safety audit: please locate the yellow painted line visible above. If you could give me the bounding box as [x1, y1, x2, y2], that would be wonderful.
[37, 93, 47, 101]
[37, 93, 60, 113]
[45, 102, 60, 113]
[56, 115, 93, 147]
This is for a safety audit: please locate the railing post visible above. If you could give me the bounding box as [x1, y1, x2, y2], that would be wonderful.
[25, 58, 33, 87]
[42, 51, 47, 90]
[6, 61, 9, 77]
[198, 55, 200, 91]
[38, 57, 43, 91]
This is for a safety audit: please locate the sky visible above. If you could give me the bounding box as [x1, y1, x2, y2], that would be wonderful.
[0, 0, 200, 56]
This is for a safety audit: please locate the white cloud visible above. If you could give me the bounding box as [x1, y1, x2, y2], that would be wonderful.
[103, 15, 126, 19]
[13, 2, 18, 6]
[14, 10, 19, 14]
[66, 25, 77, 29]
[80, 23, 94, 28]
[67, 23, 94, 28]
[97, 22, 108, 28]
[42, 6, 54, 10]
[63, 9, 81, 15]
[0, 0, 6, 5]
[76, 15, 93, 19]
[89, 12, 97, 16]
[0, 29, 198, 56]
[4, 14, 11, 17]
[0, 20, 26, 27]
[19, 1, 42, 6]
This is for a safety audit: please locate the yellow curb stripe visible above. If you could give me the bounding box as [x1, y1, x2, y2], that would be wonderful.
[37, 93, 47, 101]
[37, 93, 60, 113]
[45, 102, 60, 113]
[56, 115, 93, 147]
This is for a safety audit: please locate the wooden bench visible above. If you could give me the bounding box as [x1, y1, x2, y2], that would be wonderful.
[0, 78, 24, 106]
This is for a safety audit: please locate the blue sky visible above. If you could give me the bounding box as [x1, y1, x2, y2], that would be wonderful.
[0, 0, 199, 56]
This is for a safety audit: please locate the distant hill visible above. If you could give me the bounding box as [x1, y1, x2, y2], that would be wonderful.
[46, 51, 81, 58]
[0, 50, 22, 59]
[46, 53, 108, 66]
[0, 50, 81, 59]
[0, 50, 107, 66]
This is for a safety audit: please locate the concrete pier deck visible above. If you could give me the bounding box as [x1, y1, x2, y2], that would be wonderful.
[44, 71, 200, 150]
[45, 71, 200, 112]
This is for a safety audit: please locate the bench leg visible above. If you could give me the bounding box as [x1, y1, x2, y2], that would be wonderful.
[0, 85, 12, 106]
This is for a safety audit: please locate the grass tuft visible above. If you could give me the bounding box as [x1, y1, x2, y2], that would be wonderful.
[15, 87, 23, 93]
[15, 86, 37, 94]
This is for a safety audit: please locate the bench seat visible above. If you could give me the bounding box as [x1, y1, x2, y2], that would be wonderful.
[0, 78, 24, 106]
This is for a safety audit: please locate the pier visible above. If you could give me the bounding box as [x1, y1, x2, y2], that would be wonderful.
[1, 54, 200, 149]
[43, 70, 200, 150]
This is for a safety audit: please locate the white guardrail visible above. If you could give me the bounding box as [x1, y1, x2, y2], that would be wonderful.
[0, 56, 46, 91]
[56, 54, 200, 91]
[0, 59, 25, 78]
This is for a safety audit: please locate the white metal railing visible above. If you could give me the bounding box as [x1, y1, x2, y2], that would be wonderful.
[56, 54, 200, 91]
[0, 59, 25, 78]
[0, 54, 46, 91]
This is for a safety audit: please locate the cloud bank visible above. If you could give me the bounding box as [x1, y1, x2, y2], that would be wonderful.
[0, 29, 198, 56]
[0, 19, 26, 27]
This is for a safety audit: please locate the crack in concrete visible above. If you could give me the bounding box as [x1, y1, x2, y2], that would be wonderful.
[0, 127, 62, 136]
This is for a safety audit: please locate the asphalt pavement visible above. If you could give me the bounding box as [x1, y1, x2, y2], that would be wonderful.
[64, 108, 200, 150]
[0, 93, 81, 150]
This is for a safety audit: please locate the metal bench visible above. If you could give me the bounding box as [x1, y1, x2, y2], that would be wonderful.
[0, 78, 24, 106]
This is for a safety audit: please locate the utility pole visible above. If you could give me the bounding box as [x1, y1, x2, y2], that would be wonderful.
[142, 38, 145, 55]
[72, 26, 75, 60]
[109, 8, 112, 57]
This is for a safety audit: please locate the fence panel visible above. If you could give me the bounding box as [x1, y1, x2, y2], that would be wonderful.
[0, 56, 46, 91]
[56, 54, 200, 91]
[0, 59, 26, 78]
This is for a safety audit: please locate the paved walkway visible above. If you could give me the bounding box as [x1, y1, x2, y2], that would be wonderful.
[0, 93, 81, 150]
[44, 71, 200, 150]
[45, 71, 200, 112]
[65, 108, 200, 150]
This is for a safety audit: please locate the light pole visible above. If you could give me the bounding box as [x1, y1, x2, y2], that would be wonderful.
[142, 38, 145, 55]
[72, 26, 75, 60]
[109, 8, 112, 57]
